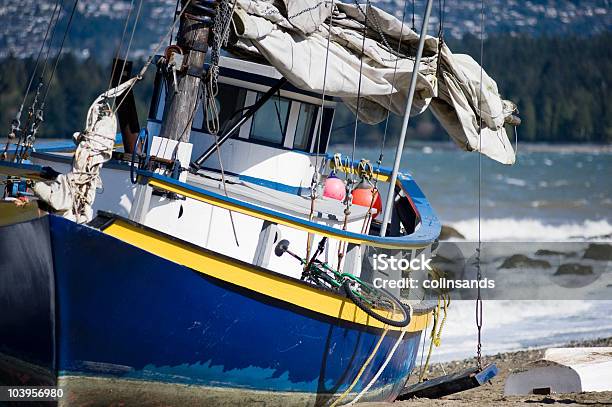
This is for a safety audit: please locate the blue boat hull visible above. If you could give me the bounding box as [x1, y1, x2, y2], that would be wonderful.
[1, 215, 424, 405]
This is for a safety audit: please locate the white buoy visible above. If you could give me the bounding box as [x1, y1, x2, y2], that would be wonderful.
[504, 347, 612, 395]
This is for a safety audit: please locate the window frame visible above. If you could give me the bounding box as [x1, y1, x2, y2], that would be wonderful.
[248, 92, 292, 148]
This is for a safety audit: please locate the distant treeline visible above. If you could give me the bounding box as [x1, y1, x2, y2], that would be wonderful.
[0, 54, 153, 139]
[333, 32, 611, 145]
[0, 32, 609, 143]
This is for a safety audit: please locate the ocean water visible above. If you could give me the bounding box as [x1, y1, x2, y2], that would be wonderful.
[331, 142, 612, 362]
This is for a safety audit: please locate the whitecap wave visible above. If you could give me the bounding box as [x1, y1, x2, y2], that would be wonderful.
[450, 218, 612, 241]
[428, 300, 612, 362]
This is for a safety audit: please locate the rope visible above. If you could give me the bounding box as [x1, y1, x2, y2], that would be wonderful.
[170, 0, 181, 44]
[418, 293, 448, 382]
[15, 0, 79, 162]
[41, 0, 79, 107]
[375, 0, 411, 185]
[349, 329, 408, 405]
[475, 0, 485, 370]
[2, 0, 60, 159]
[107, 0, 136, 93]
[417, 304, 429, 378]
[330, 326, 389, 407]
[113, 0, 144, 110]
[337, 0, 371, 271]
[352, 0, 406, 60]
[306, 0, 335, 258]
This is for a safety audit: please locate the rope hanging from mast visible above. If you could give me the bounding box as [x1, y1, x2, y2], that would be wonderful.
[107, 0, 136, 94]
[337, 0, 372, 271]
[306, 0, 336, 259]
[475, 0, 485, 370]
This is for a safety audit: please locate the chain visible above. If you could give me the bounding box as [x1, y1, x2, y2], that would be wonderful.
[209, 0, 236, 88]
[352, 0, 407, 60]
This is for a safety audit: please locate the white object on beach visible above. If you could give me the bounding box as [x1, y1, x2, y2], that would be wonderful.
[504, 347, 612, 395]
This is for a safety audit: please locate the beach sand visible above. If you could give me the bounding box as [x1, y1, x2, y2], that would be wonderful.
[362, 337, 612, 406]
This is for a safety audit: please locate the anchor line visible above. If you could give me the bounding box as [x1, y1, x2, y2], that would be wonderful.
[475, 0, 485, 370]
[337, 0, 371, 272]
[307, 0, 335, 260]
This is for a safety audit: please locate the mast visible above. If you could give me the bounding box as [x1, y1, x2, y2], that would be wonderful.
[159, 0, 215, 142]
[379, 0, 434, 237]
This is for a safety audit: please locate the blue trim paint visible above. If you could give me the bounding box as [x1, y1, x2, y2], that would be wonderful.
[48, 216, 421, 399]
[3, 156, 440, 246]
[142, 170, 441, 248]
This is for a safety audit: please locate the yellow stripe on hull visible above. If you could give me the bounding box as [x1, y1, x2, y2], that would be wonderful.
[103, 219, 430, 333]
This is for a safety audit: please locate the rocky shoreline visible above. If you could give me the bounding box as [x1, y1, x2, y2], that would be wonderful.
[362, 337, 612, 406]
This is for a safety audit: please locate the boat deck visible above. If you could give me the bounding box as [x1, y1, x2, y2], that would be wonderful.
[187, 169, 374, 223]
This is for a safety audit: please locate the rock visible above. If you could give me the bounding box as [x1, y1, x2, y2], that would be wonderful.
[535, 249, 574, 257]
[554, 263, 593, 276]
[583, 243, 612, 261]
[500, 254, 551, 269]
[439, 225, 465, 240]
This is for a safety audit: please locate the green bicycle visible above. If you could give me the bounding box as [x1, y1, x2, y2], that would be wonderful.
[275, 237, 411, 328]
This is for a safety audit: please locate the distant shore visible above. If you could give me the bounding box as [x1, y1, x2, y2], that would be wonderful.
[362, 336, 612, 406]
[2, 138, 610, 155]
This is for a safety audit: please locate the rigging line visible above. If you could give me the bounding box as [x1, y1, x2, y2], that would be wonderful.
[37, 0, 63, 93]
[377, 0, 411, 179]
[114, 0, 144, 111]
[412, 0, 416, 30]
[313, 0, 335, 176]
[337, 0, 370, 272]
[476, 0, 485, 370]
[438, 0, 446, 39]
[193, 77, 240, 247]
[15, 0, 61, 124]
[113, 0, 195, 115]
[350, 0, 371, 182]
[352, 0, 406, 60]
[2, 0, 60, 159]
[15, 0, 79, 163]
[306, 0, 335, 257]
[12, 0, 61, 152]
[107, 0, 136, 93]
[40, 0, 80, 107]
[170, 0, 181, 44]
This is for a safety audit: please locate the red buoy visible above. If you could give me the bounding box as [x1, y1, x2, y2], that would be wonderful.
[352, 179, 382, 218]
[323, 172, 346, 201]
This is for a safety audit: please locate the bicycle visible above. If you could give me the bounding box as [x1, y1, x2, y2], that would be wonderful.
[274, 237, 411, 327]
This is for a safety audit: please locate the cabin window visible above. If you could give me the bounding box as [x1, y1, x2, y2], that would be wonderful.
[294, 103, 318, 151]
[250, 94, 290, 145]
[315, 107, 334, 154]
[197, 83, 247, 133]
[215, 83, 247, 132]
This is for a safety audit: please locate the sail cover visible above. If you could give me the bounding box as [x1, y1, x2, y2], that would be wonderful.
[229, 0, 517, 164]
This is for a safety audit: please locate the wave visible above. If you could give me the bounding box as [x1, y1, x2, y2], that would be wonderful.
[450, 218, 612, 241]
[428, 300, 612, 362]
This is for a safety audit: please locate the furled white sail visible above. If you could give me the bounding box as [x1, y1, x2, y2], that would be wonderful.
[32, 78, 138, 223]
[230, 0, 517, 164]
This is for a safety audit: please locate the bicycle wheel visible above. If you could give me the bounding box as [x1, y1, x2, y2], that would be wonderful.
[343, 280, 411, 327]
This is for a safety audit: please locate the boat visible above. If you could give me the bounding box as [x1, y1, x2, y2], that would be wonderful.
[0, 0, 518, 405]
